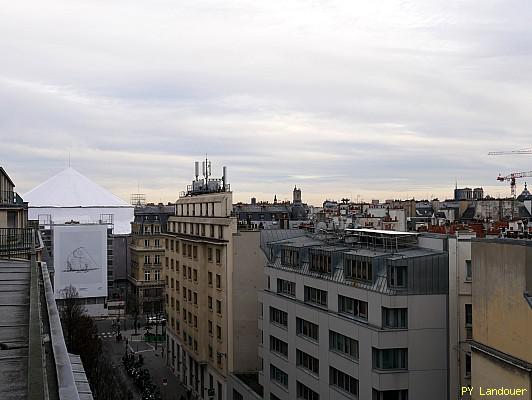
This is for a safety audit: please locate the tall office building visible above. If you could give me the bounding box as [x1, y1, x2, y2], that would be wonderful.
[164, 159, 290, 400]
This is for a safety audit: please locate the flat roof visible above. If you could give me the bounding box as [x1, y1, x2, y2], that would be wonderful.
[345, 228, 418, 236]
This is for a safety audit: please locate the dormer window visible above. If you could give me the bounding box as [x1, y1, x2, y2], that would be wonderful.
[345, 257, 372, 282]
[281, 248, 299, 267]
[388, 265, 407, 288]
[309, 251, 331, 274]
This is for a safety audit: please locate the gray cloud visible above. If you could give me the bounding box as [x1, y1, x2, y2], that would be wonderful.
[1, 0, 532, 205]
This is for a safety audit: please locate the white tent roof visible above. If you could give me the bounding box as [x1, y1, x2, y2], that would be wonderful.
[24, 167, 131, 207]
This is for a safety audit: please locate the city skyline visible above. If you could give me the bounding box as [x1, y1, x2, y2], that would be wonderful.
[3, 1, 532, 204]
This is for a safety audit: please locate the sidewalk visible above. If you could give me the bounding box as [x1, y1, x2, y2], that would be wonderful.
[99, 324, 186, 400]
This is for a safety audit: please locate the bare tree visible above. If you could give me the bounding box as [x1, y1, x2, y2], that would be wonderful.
[126, 291, 140, 335]
[58, 285, 85, 348]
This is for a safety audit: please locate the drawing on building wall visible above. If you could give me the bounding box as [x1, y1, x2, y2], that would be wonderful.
[64, 247, 100, 273]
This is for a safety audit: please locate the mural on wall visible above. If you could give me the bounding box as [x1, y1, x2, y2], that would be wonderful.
[53, 224, 108, 299]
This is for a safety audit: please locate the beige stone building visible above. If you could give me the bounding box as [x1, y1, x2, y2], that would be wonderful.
[164, 161, 268, 400]
[129, 204, 174, 315]
[470, 239, 532, 400]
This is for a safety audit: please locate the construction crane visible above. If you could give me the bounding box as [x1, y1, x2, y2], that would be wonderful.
[496, 171, 532, 197]
[489, 147, 532, 155]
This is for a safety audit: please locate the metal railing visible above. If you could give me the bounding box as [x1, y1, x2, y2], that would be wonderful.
[0, 228, 36, 258]
[0, 190, 24, 205]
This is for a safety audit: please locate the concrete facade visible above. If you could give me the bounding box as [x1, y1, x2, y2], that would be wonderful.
[259, 231, 449, 400]
[470, 239, 532, 400]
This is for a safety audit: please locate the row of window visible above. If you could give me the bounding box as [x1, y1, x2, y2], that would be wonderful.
[269, 389, 408, 400]
[143, 255, 161, 266]
[169, 220, 225, 240]
[143, 270, 161, 281]
[275, 249, 410, 288]
[176, 202, 217, 217]
[270, 364, 357, 398]
[274, 283, 408, 328]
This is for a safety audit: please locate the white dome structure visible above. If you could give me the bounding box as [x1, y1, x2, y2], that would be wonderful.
[24, 167, 134, 234]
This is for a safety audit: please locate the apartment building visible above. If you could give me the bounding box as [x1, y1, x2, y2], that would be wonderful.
[164, 160, 277, 400]
[470, 239, 532, 400]
[129, 204, 175, 315]
[259, 229, 449, 400]
[0, 167, 28, 229]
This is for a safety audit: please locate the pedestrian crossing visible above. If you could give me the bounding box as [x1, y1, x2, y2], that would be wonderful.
[98, 331, 116, 339]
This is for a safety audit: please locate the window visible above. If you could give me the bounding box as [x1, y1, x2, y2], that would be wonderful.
[465, 304, 472, 325]
[466, 260, 472, 281]
[187, 245, 192, 257]
[210, 225, 215, 237]
[155, 239, 160, 247]
[465, 353, 471, 377]
[208, 247, 213, 261]
[465, 304, 473, 340]
[208, 296, 213, 310]
[218, 225, 223, 239]
[309, 251, 332, 274]
[372, 390, 408, 400]
[216, 249, 221, 263]
[338, 295, 368, 320]
[345, 257, 372, 282]
[270, 307, 288, 328]
[216, 300, 222, 314]
[281, 248, 299, 267]
[193, 292, 198, 305]
[216, 274, 221, 289]
[270, 336, 288, 357]
[296, 381, 319, 400]
[330, 367, 358, 397]
[217, 325, 222, 340]
[382, 308, 407, 329]
[193, 246, 198, 259]
[233, 389, 243, 400]
[373, 348, 408, 370]
[193, 269, 198, 282]
[154, 270, 160, 281]
[144, 239, 149, 247]
[144, 271, 150, 281]
[188, 267, 192, 280]
[329, 331, 358, 359]
[388, 265, 407, 288]
[144, 255, 150, 265]
[270, 364, 288, 388]
[277, 278, 295, 296]
[208, 321, 213, 334]
[208, 272, 213, 285]
[194, 316, 198, 328]
[296, 318, 319, 341]
[296, 349, 319, 374]
[304, 286, 327, 307]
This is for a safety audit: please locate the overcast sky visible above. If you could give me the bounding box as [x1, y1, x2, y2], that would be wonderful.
[2, 1, 532, 205]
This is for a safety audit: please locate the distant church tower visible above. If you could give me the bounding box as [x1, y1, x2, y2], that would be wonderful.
[293, 185, 302, 204]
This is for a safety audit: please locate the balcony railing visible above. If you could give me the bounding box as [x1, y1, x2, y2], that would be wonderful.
[0, 228, 36, 258]
[0, 191, 24, 206]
